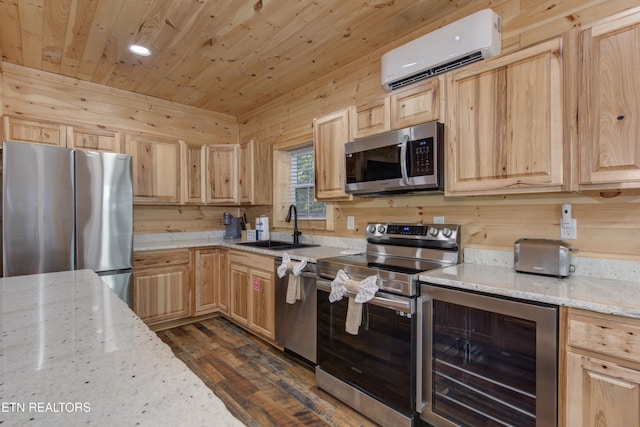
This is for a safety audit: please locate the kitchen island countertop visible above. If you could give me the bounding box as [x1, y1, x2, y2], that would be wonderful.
[420, 263, 640, 319]
[0, 269, 243, 426]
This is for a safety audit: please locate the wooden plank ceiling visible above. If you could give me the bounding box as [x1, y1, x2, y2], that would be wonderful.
[0, 0, 474, 116]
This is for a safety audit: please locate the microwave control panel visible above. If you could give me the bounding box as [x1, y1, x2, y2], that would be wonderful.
[408, 138, 434, 177]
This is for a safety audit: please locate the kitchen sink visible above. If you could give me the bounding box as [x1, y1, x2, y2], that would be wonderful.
[236, 240, 319, 250]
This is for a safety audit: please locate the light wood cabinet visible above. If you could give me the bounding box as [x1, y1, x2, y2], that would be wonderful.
[578, 11, 640, 189]
[207, 144, 239, 204]
[183, 141, 269, 206]
[389, 78, 441, 129]
[446, 37, 565, 195]
[239, 139, 272, 205]
[350, 97, 390, 139]
[217, 249, 230, 314]
[247, 267, 275, 339]
[228, 250, 275, 341]
[67, 126, 121, 152]
[2, 116, 66, 147]
[313, 109, 352, 200]
[125, 134, 182, 204]
[132, 249, 191, 325]
[565, 308, 640, 427]
[192, 247, 228, 316]
[182, 142, 207, 204]
[229, 261, 249, 326]
[350, 78, 440, 140]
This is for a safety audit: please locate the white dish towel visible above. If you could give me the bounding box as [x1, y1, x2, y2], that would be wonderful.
[277, 253, 308, 304]
[329, 269, 378, 335]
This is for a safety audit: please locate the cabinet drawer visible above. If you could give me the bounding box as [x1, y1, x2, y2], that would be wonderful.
[229, 250, 274, 271]
[134, 249, 191, 269]
[568, 309, 640, 364]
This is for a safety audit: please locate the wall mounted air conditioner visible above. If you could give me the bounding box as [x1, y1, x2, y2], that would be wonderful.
[381, 9, 502, 91]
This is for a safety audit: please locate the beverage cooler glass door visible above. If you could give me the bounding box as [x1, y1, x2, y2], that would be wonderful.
[419, 285, 558, 427]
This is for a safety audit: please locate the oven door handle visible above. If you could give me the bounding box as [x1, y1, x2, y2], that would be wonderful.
[317, 279, 414, 314]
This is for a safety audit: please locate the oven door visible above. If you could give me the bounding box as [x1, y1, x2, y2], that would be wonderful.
[316, 279, 417, 417]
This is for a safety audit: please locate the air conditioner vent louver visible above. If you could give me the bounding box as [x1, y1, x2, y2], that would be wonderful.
[387, 51, 483, 90]
[381, 9, 501, 91]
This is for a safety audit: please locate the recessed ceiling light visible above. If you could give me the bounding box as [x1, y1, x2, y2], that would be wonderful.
[128, 44, 151, 56]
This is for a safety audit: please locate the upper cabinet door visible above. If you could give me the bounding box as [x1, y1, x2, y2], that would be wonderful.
[313, 109, 352, 200]
[125, 134, 182, 204]
[2, 116, 66, 147]
[447, 37, 565, 195]
[390, 78, 441, 130]
[579, 11, 640, 189]
[67, 126, 121, 153]
[239, 139, 272, 205]
[351, 97, 391, 139]
[182, 142, 206, 204]
[239, 140, 254, 204]
[207, 144, 239, 204]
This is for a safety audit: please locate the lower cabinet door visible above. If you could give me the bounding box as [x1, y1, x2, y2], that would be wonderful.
[217, 250, 230, 314]
[133, 265, 190, 324]
[229, 263, 249, 326]
[248, 268, 275, 340]
[193, 248, 219, 315]
[566, 351, 640, 427]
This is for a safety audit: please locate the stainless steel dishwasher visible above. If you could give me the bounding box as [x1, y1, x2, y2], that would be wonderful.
[274, 257, 317, 364]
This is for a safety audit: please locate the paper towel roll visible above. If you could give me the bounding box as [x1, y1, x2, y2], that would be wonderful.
[261, 216, 270, 240]
[256, 216, 270, 241]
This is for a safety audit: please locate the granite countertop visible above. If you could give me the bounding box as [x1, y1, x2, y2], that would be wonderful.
[0, 270, 243, 426]
[135, 232, 640, 319]
[420, 263, 640, 319]
[134, 232, 365, 263]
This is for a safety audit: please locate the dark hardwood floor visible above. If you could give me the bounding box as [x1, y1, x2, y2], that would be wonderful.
[156, 316, 379, 427]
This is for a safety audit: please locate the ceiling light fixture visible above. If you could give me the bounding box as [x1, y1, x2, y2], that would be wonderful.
[128, 44, 151, 56]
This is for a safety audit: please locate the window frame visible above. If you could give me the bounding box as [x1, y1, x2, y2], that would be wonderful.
[273, 142, 330, 232]
[288, 146, 326, 220]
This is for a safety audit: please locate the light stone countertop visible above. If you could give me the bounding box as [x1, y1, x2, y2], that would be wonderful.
[0, 269, 243, 426]
[420, 263, 640, 319]
[136, 232, 640, 319]
[133, 231, 365, 262]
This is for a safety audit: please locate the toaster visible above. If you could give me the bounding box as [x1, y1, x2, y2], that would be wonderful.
[514, 238, 575, 277]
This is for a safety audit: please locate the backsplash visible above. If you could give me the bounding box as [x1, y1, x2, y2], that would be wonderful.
[464, 248, 640, 283]
[134, 231, 638, 283]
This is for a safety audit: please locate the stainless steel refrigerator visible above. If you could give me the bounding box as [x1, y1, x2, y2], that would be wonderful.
[1, 141, 134, 306]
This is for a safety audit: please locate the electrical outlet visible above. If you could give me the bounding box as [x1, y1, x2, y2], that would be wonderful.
[560, 218, 577, 240]
[347, 216, 355, 230]
[433, 216, 445, 224]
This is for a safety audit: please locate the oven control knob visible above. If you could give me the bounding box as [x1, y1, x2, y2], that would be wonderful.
[442, 227, 453, 238]
[377, 225, 386, 234]
[429, 227, 439, 236]
[367, 225, 376, 233]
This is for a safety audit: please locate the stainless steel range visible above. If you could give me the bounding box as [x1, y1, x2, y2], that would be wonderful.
[316, 223, 460, 427]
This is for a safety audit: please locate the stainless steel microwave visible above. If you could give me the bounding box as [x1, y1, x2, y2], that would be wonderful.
[344, 121, 443, 195]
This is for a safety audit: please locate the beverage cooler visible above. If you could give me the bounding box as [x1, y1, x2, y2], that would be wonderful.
[419, 284, 558, 427]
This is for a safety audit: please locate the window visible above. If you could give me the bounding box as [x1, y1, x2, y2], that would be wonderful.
[289, 146, 325, 219]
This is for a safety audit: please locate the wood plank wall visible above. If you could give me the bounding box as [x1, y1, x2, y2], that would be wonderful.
[238, 0, 640, 260]
[1, 1, 639, 259]
[0, 61, 240, 234]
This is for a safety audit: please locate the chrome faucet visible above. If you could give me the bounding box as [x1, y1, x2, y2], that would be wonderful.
[285, 204, 301, 245]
